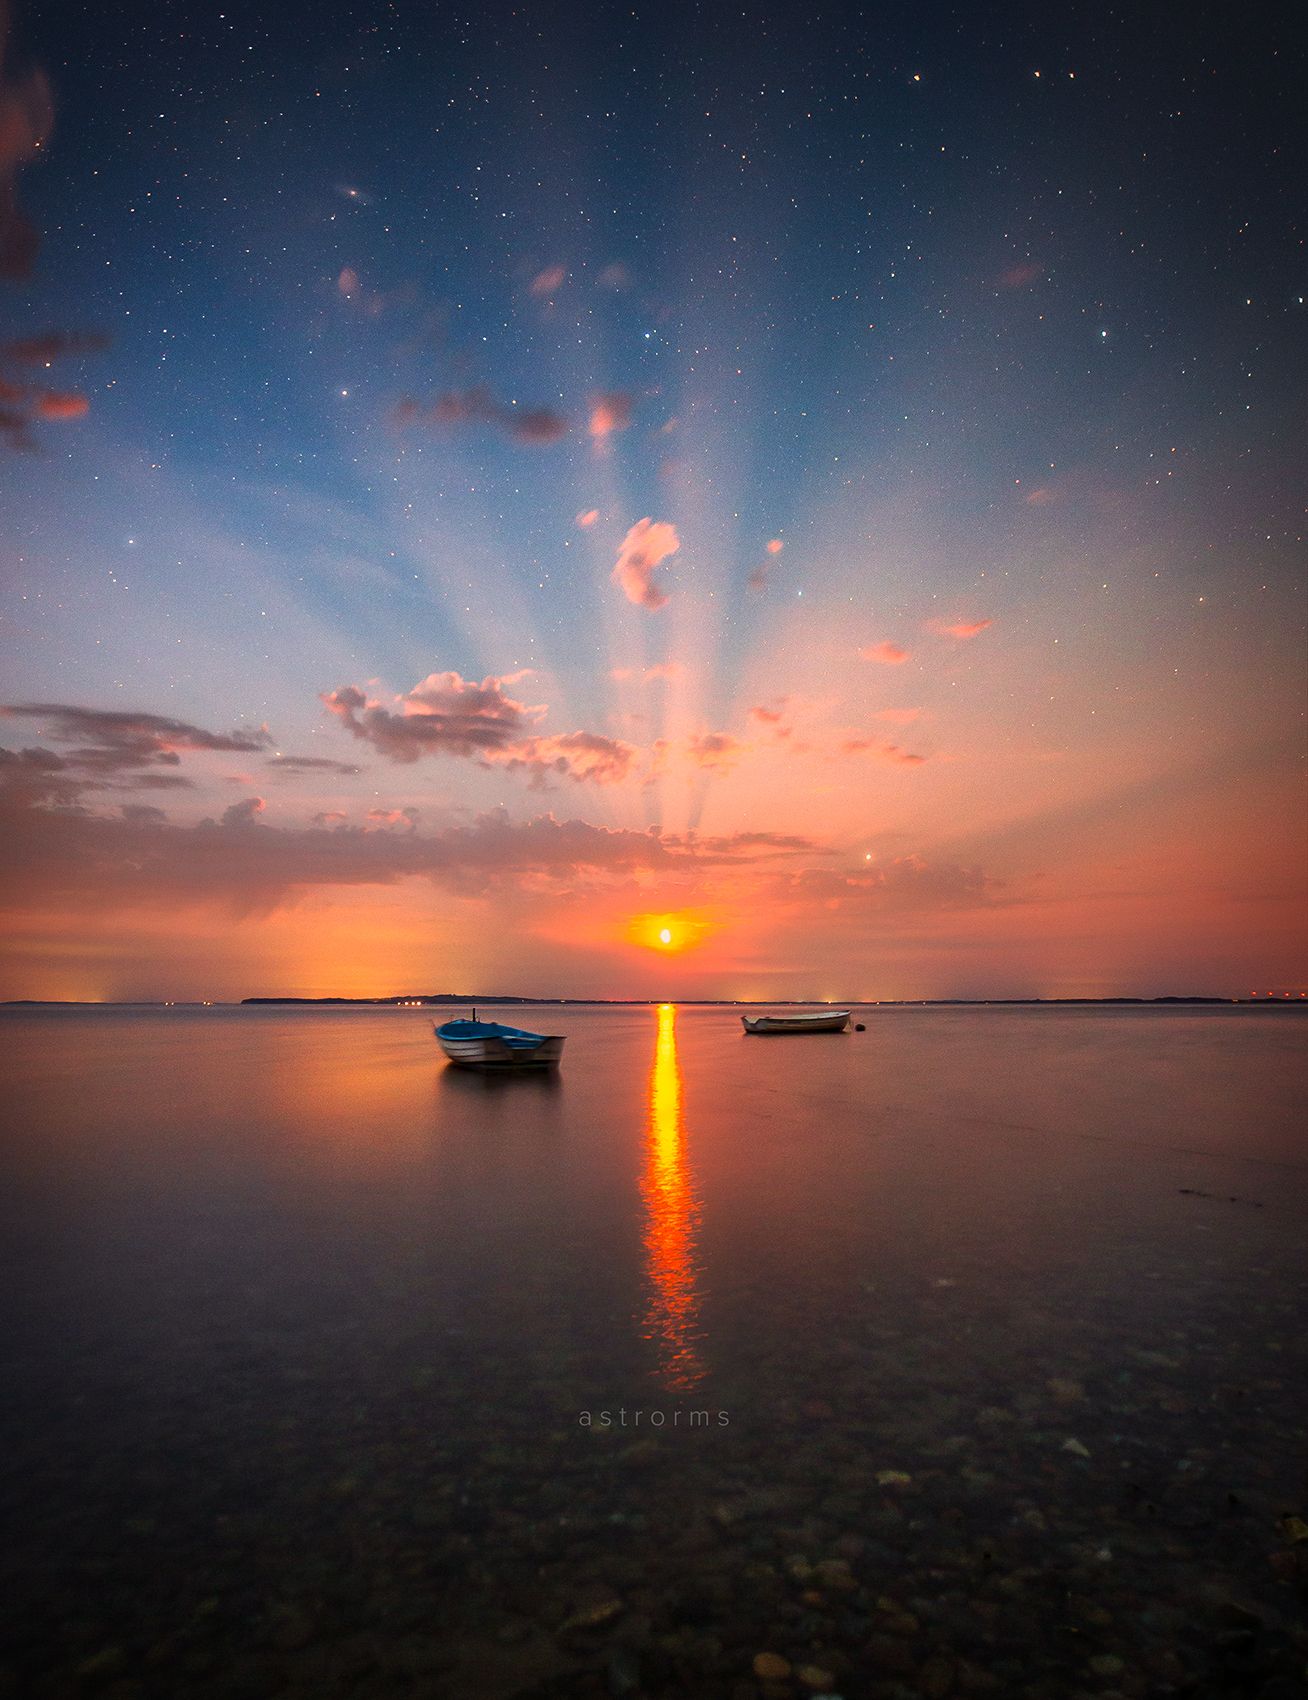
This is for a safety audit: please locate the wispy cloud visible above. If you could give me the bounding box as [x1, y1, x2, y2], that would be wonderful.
[612, 518, 679, 610]
[266, 754, 363, 776]
[0, 4, 51, 280]
[588, 391, 632, 447]
[931, 618, 993, 639]
[529, 264, 566, 298]
[841, 737, 926, 765]
[391, 387, 569, 446]
[0, 702, 272, 779]
[860, 641, 911, 665]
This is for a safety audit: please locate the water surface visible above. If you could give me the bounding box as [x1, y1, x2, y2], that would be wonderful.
[1, 1004, 1304, 1697]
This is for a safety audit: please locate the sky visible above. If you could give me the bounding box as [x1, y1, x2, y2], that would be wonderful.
[0, 0, 1304, 1001]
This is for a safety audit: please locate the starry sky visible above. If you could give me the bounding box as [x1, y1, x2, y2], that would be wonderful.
[0, 0, 1304, 1001]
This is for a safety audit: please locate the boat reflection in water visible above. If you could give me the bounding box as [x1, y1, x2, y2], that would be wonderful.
[639, 1002, 706, 1391]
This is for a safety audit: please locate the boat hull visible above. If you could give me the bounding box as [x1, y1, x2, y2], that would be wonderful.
[434, 1019, 565, 1069]
[437, 1034, 564, 1069]
[741, 1011, 851, 1035]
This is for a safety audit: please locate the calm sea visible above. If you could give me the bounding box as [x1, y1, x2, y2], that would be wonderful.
[1, 1004, 1305, 1697]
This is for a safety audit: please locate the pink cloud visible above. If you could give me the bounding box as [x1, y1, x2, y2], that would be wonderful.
[492, 731, 637, 787]
[612, 518, 679, 610]
[323, 674, 637, 786]
[685, 731, 746, 774]
[748, 703, 786, 725]
[576, 508, 599, 528]
[529, 264, 566, 297]
[875, 707, 921, 725]
[323, 673, 544, 761]
[932, 619, 993, 639]
[998, 261, 1044, 289]
[860, 641, 911, 665]
[32, 390, 88, 420]
[597, 263, 631, 291]
[337, 266, 360, 297]
[842, 737, 926, 765]
[765, 538, 784, 554]
[589, 391, 632, 445]
[367, 806, 420, 828]
[1024, 486, 1057, 505]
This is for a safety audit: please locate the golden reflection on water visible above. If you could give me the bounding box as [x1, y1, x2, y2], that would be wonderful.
[640, 1002, 706, 1391]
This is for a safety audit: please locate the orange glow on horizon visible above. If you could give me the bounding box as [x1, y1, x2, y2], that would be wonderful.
[640, 1003, 705, 1390]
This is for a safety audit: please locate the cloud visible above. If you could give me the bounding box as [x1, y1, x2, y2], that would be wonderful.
[0, 7, 52, 281]
[841, 737, 926, 765]
[860, 641, 911, 665]
[266, 754, 363, 776]
[509, 408, 569, 444]
[576, 508, 599, 528]
[0, 762, 820, 911]
[323, 675, 634, 786]
[765, 538, 784, 554]
[998, 262, 1044, 289]
[588, 391, 632, 445]
[1, 330, 109, 364]
[0, 329, 106, 448]
[597, 263, 631, 291]
[1024, 486, 1057, 505]
[612, 518, 679, 610]
[748, 703, 786, 725]
[661, 830, 818, 860]
[221, 797, 265, 827]
[529, 264, 566, 297]
[323, 673, 544, 762]
[492, 731, 638, 787]
[337, 266, 360, 297]
[685, 731, 745, 774]
[367, 806, 420, 828]
[932, 619, 993, 639]
[747, 566, 770, 592]
[875, 707, 922, 725]
[610, 662, 682, 684]
[0, 702, 273, 779]
[773, 855, 992, 913]
[31, 390, 87, 419]
[391, 387, 568, 447]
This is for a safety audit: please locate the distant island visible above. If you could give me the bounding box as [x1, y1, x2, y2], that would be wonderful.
[5, 995, 1302, 1008]
[238, 994, 1292, 1007]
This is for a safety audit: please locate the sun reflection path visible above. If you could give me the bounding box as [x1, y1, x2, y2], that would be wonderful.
[640, 1002, 707, 1392]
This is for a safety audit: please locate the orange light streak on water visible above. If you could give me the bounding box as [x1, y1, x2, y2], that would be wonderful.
[640, 1002, 706, 1391]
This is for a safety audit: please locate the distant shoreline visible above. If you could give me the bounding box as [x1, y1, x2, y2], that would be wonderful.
[3, 995, 1303, 1009]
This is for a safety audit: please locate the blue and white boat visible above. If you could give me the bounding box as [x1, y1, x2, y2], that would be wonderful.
[434, 1011, 565, 1069]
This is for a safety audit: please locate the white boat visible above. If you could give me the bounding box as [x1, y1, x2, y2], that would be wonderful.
[741, 1009, 851, 1035]
[434, 1012, 565, 1069]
